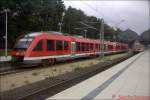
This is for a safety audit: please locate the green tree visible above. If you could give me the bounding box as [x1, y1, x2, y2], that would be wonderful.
[63, 6, 86, 34]
[0, 0, 65, 48]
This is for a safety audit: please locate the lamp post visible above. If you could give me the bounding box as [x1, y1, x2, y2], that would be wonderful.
[100, 19, 104, 57]
[84, 30, 87, 38]
[59, 12, 65, 32]
[4, 8, 10, 57]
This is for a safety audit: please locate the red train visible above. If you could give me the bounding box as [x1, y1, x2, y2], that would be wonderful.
[11, 31, 128, 65]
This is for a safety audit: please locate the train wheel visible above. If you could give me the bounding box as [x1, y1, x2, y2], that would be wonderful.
[41, 58, 55, 66]
[41, 59, 49, 67]
[48, 58, 55, 65]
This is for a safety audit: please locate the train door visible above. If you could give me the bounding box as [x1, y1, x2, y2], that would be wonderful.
[113, 43, 116, 51]
[71, 42, 76, 55]
[104, 44, 108, 52]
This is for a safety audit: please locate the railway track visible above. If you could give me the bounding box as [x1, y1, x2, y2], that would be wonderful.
[0, 53, 132, 76]
[0, 56, 100, 76]
[0, 52, 139, 100]
[0, 63, 38, 76]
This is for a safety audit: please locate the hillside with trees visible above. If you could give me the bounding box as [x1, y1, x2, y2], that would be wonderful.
[0, 0, 125, 49]
[118, 29, 139, 42]
[117, 29, 139, 47]
[140, 29, 150, 46]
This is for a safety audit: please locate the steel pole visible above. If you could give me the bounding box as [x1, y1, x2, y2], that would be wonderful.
[101, 19, 104, 58]
[5, 11, 7, 57]
[102, 20, 104, 57]
[99, 22, 101, 54]
[59, 12, 65, 32]
[84, 30, 87, 38]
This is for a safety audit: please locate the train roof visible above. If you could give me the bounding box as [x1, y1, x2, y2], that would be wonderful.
[24, 32, 43, 37]
[23, 31, 63, 38]
[23, 31, 128, 46]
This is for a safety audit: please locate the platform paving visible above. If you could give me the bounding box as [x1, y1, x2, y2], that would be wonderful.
[47, 50, 149, 100]
[0, 56, 11, 62]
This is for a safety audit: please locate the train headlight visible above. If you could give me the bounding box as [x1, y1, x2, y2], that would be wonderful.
[21, 52, 25, 55]
[16, 52, 19, 55]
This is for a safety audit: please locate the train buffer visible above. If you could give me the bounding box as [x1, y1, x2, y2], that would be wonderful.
[47, 50, 150, 100]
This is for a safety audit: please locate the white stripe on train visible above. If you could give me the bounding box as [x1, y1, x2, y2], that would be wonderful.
[24, 50, 125, 61]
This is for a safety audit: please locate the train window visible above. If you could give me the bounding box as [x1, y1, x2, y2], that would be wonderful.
[90, 43, 93, 50]
[96, 44, 98, 50]
[99, 44, 101, 50]
[88, 44, 90, 51]
[56, 40, 62, 50]
[81, 43, 85, 51]
[64, 41, 68, 50]
[108, 45, 113, 50]
[76, 42, 80, 51]
[33, 40, 43, 51]
[47, 40, 55, 51]
[86, 43, 89, 51]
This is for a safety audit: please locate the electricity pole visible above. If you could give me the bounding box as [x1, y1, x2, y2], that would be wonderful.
[100, 19, 104, 57]
[59, 12, 65, 32]
[84, 30, 87, 38]
[4, 8, 10, 57]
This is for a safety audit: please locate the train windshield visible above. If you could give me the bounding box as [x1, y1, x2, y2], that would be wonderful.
[14, 35, 34, 50]
[14, 32, 41, 50]
[14, 38, 33, 50]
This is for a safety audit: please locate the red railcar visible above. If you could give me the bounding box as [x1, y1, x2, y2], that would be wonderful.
[11, 31, 128, 65]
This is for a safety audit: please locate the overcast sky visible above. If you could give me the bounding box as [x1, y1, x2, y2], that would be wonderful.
[63, 0, 150, 35]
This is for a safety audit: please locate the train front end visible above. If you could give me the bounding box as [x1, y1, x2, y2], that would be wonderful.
[11, 33, 35, 63]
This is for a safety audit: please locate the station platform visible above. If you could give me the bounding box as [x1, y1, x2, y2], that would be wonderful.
[0, 56, 11, 62]
[47, 50, 149, 100]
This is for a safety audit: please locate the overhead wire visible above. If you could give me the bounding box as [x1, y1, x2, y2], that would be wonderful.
[100, 1, 126, 29]
[68, 0, 99, 17]
[67, 0, 126, 29]
[81, 1, 115, 24]
[66, 0, 128, 32]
